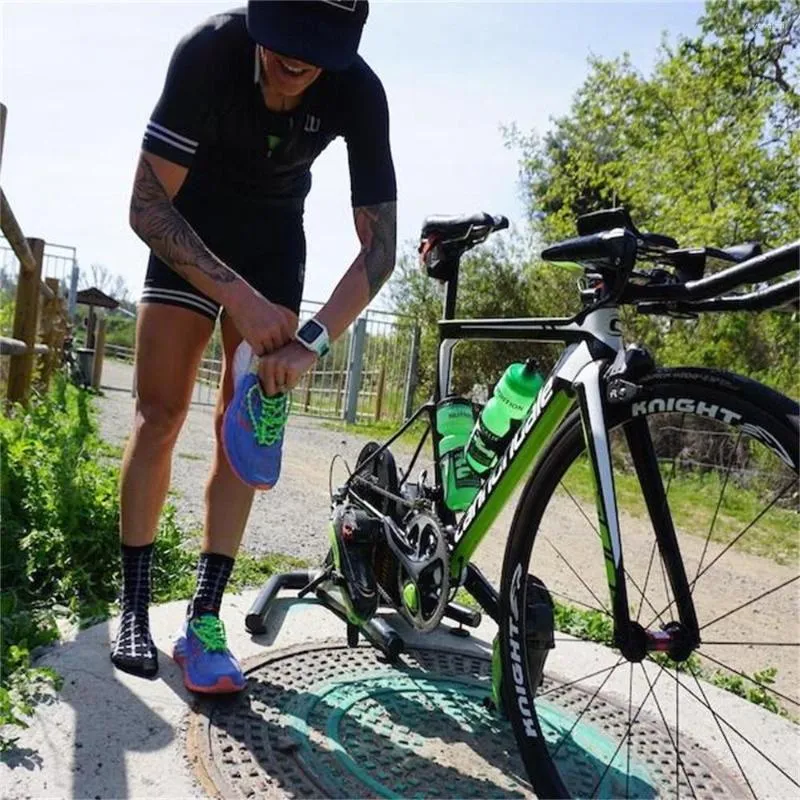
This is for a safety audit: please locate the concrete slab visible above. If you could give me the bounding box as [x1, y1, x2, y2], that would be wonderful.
[0, 589, 494, 800]
[1, 587, 797, 799]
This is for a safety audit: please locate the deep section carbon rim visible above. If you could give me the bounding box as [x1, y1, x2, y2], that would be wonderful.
[501, 371, 799, 798]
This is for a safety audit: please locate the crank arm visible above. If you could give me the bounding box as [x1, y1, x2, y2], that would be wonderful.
[348, 492, 426, 580]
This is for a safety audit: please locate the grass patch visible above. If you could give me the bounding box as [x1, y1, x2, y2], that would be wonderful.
[228, 552, 310, 594]
[553, 600, 614, 644]
[97, 441, 125, 459]
[560, 457, 798, 565]
[177, 452, 204, 461]
[454, 588, 481, 612]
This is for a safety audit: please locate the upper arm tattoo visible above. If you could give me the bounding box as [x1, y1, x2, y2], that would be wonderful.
[354, 201, 397, 299]
[130, 157, 236, 286]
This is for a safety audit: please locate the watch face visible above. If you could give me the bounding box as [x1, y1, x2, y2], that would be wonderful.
[298, 319, 325, 344]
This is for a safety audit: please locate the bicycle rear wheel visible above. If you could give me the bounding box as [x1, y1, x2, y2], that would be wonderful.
[499, 367, 799, 799]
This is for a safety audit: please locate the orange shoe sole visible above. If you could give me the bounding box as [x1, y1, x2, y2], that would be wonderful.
[173, 652, 246, 694]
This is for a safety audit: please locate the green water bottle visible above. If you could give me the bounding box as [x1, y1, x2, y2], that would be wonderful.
[465, 359, 544, 475]
[436, 397, 482, 511]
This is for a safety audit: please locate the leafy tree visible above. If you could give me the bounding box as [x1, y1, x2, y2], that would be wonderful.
[388, 1, 797, 400]
[388, 235, 572, 397]
[505, 0, 799, 396]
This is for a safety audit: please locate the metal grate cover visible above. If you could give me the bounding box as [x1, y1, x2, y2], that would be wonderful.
[186, 641, 740, 799]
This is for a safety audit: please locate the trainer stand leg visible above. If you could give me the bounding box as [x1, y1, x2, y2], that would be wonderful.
[316, 585, 405, 663]
[245, 570, 319, 634]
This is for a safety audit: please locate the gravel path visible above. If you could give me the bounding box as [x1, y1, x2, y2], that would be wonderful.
[97, 360, 798, 706]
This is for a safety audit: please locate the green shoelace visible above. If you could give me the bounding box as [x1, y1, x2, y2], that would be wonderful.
[189, 614, 228, 653]
[245, 384, 290, 446]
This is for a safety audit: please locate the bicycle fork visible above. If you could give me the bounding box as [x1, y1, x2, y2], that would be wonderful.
[574, 360, 700, 663]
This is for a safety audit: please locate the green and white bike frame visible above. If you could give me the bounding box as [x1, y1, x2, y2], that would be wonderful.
[381, 302, 699, 657]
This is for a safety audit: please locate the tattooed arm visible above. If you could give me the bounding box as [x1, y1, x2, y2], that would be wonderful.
[129, 152, 295, 352]
[129, 153, 241, 301]
[256, 200, 396, 394]
[314, 201, 397, 339]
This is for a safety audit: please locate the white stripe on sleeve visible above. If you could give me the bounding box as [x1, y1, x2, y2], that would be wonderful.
[147, 120, 200, 147]
[144, 128, 197, 155]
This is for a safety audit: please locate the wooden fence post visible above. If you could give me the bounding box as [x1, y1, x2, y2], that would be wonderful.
[7, 238, 45, 406]
[86, 306, 97, 349]
[374, 362, 386, 422]
[37, 277, 62, 390]
[334, 370, 347, 416]
[92, 314, 107, 390]
[303, 367, 314, 412]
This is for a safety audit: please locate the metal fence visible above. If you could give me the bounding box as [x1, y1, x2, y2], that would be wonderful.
[103, 301, 421, 424]
[349, 308, 421, 424]
[1, 240, 79, 315]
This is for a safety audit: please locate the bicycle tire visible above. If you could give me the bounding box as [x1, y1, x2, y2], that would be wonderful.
[499, 367, 798, 799]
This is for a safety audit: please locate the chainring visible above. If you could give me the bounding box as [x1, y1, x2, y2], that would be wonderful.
[349, 444, 450, 630]
[393, 510, 450, 633]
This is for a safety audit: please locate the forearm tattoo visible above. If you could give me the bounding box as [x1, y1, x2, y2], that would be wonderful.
[129, 157, 236, 286]
[354, 202, 397, 299]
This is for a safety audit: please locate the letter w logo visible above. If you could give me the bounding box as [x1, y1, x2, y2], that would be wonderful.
[304, 115, 321, 133]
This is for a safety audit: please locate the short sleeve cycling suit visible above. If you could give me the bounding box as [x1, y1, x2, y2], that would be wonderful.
[140, 7, 397, 321]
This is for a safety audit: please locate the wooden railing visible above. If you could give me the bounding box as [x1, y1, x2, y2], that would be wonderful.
[1, 103, 69, 406]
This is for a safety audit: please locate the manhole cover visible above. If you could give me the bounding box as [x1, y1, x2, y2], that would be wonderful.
[187, 641, 740, 799]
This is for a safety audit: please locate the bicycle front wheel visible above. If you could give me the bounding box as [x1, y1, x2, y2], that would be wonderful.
[499, 367, 799, 799]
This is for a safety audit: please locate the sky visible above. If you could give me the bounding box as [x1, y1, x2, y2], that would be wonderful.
[1, 1, 704, 308]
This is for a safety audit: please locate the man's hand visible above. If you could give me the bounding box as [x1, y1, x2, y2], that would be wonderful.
[227, 284, 297, 357]
[258, 340, 317, 396]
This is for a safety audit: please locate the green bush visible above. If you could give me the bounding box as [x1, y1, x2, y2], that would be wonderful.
[0, 378, 195, 747]
[0, 379, 310, 749]
[104, 316, 137, 350]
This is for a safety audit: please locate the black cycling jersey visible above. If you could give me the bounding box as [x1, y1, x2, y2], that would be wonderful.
[142, 7, 396, 210]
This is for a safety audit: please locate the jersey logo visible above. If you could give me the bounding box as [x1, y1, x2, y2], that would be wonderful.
[304, 114, 322, 133]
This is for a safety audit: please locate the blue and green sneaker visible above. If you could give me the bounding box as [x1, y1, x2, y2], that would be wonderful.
[172, 614, 246, 694]
[222, 342, 290, 489]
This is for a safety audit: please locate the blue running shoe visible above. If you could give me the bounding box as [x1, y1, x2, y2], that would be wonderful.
[222, 342, 290, 489]
[172, 614, 246, 694]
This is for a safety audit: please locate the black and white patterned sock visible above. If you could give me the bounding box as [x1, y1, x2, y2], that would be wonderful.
[110, 543, 158, 678]
[187, 552, 235, 620]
